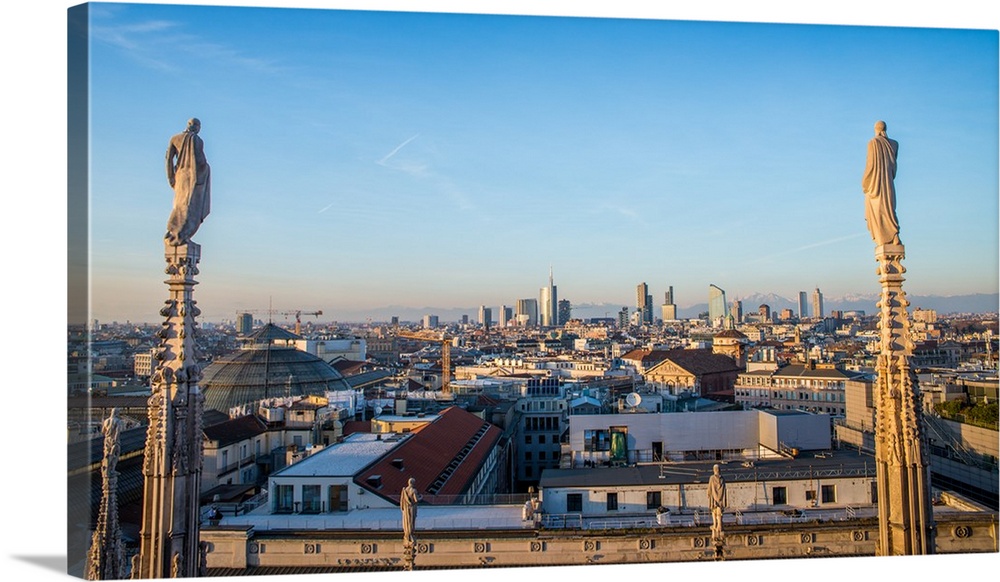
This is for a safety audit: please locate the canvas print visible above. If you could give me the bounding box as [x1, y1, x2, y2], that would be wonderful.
[66, 2, 999, 580]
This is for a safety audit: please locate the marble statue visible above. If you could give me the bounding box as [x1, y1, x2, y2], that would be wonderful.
[165, 118, 211, 245]
[400, 478, 419, 545]
[862, 120, 900, 246]
[708, 464, 727, 540]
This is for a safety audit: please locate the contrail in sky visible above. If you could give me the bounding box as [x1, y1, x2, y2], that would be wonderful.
[748, 233, 867, 263]
[378, 134, 420, 166]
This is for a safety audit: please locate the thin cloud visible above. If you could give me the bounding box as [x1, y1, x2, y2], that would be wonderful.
[90, 16, 283, 75]
[747, 233, 867, 264]
[377, 134, 420, 167]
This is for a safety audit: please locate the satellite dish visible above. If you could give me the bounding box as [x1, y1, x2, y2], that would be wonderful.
[374, 405, 384, 417]
[625, 392, 642, 408]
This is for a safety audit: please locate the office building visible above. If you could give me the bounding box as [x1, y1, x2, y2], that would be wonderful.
[636, 282, 653, 325]
[798, 291, 809, 319]
[813, 287, 824, 320]
[708, 284, 728, 324]
[236, 312, 254, 335]
[539, 267, 558, 327]
[557, 299, 571, 326]
[516, 298, 538, 327]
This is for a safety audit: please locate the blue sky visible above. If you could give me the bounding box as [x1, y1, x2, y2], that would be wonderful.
[73, 2, 1000, 322]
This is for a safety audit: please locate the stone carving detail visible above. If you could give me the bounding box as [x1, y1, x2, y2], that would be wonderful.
[693, 537, 707, 548]
[800, 533, 814, 544]
[953, 526, 972, 539]
[136, 239, 207, 577]
[248, 543, 260, 554]
[746, 535, 761, 546]
[416, 543, 431, 554]
[85, 409, 127, 581]
[530, 541, 544, 552]
[865, 125, 935, 557]
[165, 118, 211, 246]
[638, 539, 653, 550]
[862, 120, 901, 246]
[360, 543, 377, 554]
[852, 531, 866, 542]
[473, 542, 489, 553]
[583, 540, 599, 551]
[305, 543, 321, 554]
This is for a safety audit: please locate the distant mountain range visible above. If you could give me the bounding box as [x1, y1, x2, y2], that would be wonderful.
[320, 293, 998, 324]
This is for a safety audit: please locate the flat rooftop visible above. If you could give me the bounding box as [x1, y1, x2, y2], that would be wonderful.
[272, 432, 411, 478]
[540, 449, 878, 489]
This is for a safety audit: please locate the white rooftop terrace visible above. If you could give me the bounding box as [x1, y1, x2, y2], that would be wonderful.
[273, 432, 411, 478]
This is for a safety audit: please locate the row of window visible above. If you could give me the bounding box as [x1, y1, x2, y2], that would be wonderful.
[524, 415, 561, 432]
[563, 485, 837, 512]
[272, 484, 350, 514]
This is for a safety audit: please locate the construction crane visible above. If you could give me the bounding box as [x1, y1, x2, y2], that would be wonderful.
[235, 309, 322, 335]
[279, 310, 323, 335]
[396, 330, 452, 393]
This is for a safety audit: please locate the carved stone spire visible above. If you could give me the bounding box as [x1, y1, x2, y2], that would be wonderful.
[135, 241, 206, 578]
[85, 408, 127, 580]
[865, 123, 934, 555]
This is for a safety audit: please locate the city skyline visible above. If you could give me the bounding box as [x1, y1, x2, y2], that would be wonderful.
[8, 2, 998, 582]
[78, 2, 999, 324]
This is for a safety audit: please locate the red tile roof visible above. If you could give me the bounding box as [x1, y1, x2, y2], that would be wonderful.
[354, 406, 501, 504]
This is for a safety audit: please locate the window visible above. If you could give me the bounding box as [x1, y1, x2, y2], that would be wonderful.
[584, 429, 610, 452]
[329, 485, 348, 512]
[822, 484, 836, 503]
[302, 485, 322, 513]
[773, 486, 787, 505]
[524, 451, 532, 461]
[646, 491, 661, 510]
[274, 484, 294, 513]
[606, 492, 619, 511]
[221, 450, 228, 469]
[538, 451, 546, 460]
[806, 490, 816, 501]
[538, 435, 546, 444]
[566, 493, 583, 512]
[293, 435, 303, 447]
[524, 435, 532, 445]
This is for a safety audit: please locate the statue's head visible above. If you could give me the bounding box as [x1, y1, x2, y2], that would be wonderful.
[713, 464, 721, 475]
[187, 118, 202, 133]
[408, 477, 416, 487]
[874, 120, 887, 135]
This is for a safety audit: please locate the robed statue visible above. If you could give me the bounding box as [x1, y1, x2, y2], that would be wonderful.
[862, 120, 900, 246]
[400, 478, 419, 545]
[165, 118, 211, 245]
[708, 464, 727, 541]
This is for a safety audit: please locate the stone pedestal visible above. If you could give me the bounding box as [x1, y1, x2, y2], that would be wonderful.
[872, 244, 934, 556]
[136, 242, 206, 578]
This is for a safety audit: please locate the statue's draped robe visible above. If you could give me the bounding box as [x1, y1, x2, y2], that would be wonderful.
[862, 133, 899, 245]
[400, 486, 418, 544]
[165, 130, 211, 245]
[708, 475, 726, 511]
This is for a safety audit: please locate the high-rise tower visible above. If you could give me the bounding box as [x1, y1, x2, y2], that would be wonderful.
[539, 267, 558, 327]
[708, 284, 728, 324]
[798, 291, 809, 319]
[636, 282, 653, 325]
[812, 287, 824, 319]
